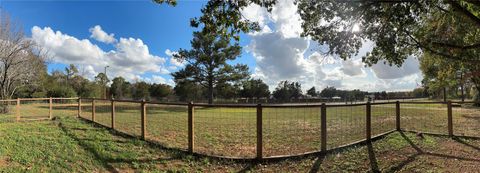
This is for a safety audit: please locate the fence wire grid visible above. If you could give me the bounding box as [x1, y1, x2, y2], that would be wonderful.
[5, 97, 479, 159]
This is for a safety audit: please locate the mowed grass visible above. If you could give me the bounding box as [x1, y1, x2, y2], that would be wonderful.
[1, 117, 479, 172]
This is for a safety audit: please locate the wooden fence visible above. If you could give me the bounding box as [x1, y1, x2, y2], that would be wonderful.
[2, 97, 478, 160]
[0, 97, 78, 122]
[75, 98, 479, 160]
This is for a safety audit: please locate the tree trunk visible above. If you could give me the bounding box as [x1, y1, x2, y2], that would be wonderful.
[208, 77, 214, 104]
[443, 87, 447, 102]
[208, 85, 213, 104]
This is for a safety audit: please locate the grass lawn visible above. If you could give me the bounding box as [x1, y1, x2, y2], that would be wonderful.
[0, 116, 479, 172]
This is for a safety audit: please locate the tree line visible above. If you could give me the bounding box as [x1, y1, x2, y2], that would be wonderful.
[2, 0, 479, 105]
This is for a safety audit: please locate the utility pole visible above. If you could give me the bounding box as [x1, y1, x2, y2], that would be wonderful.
[104, 66, 109, 99]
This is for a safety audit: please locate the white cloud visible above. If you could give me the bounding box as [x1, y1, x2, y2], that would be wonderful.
[244, 0, 423, 92]
[241, 4, 270, 28]
[371, 57, 420, 79]
[89, 25, 116, 44]
[248, 31, 327, 91]
[32, 26, 170, 83]
[141, 75, 175, 86]
[269, 0, 303, 38]
[340, 60, 364, 76]
[165, 49, 185, 67]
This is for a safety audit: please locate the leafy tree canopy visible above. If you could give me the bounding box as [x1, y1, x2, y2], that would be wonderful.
[297, 0, 480, 66]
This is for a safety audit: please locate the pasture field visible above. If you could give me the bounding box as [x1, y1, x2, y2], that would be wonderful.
[77, 101, 480, 158]
[1, 100, 479, 158]
[0, 116, 479, 172]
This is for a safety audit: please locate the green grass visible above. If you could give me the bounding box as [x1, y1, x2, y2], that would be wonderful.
[1, 116, 479, 172]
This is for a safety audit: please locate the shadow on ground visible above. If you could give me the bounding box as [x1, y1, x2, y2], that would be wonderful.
[56, 117, 480, 172]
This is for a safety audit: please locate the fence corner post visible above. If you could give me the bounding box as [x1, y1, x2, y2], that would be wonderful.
[49, 97, 53, 119]
[188, 101, 194, 153]
[141, 99, 147, 140]
[77, 98, 81, 118]
[92, 99, 96, 122]
[321, 103, 327, 153]
[396, 101, 400, 131]
[256, 103, 263, 160]
[111, 98, 115, 129]
[366, 101, 372, 141]
[447, 100, 453, 136]
[16, 98, 20, 122]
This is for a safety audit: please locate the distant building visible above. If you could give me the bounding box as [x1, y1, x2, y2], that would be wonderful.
[332, 96, 341, 100]
[365, 95, 375, 102]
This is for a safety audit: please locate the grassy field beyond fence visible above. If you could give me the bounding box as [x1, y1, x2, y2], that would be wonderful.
[1, 98, 479, 159]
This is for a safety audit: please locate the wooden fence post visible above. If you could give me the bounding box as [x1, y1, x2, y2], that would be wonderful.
[16, 98, 20, 121]
[396, 101, 400, 131]
[141, 99, 147, 140]
[321, 103, 327, 152]
[447, 101, 453, 136]
[92, 99, 96, 122]
[111, 98, 115, 129]
[256, 103, 263, 160]
[49, 97, 53, 119]
[188, 102, 194, 153]
[78, 98, 81, 118]
[366, 102, 372, 141]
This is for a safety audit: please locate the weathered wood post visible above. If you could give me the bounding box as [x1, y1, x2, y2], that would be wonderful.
[256, 103, 263, 160]
[49, 97, 53, 119]
[78, 98, 82, 118]
[92, 99, 96, 122]
[366, 101, 372, 141]
[141, 99, 147, 140]
[16, 98, 20, 121]
[447, 101, 453, 136]
[396, 101, 400, 131]
[188, 101, 194, 153]
[111, 98, 115, 129]
[321, 103, 327, 152]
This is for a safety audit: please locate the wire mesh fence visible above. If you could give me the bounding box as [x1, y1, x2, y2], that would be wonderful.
[400, 102, 448, 134]
[263, 106, 320, 157]
[80, 99, 93, 121]
[194, 105, 257, 158]
[452, 103, 480, 137]
[52, 98, 78, 117]
[371, 103, 396, 136]
[64, 98, 480, 159]
[115, 101, 142, 137]
[146, 103, 189, 150]
[0, 100, 17, 123]
[19, 99, 50, 120]
[94, 99, 112, 128]
[326, 105, 366, 149]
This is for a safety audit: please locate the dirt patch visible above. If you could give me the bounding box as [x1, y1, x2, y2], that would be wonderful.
[0, 157, 10, 168]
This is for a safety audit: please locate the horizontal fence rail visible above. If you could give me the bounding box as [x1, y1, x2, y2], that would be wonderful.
[0, 97, 79, 122]
[2, 97, 479, 160]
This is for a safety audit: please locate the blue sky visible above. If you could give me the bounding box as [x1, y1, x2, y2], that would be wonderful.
[0, 0, 423, 92]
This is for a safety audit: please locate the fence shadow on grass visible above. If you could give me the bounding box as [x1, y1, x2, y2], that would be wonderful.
[387, 131, 480, 172]
[452, 137, 480, 152]
[308, 155, 326, 173]
[57, 118, 186, 172]
[367, 142, 380, 173]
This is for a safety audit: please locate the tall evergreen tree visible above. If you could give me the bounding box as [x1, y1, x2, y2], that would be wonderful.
[172, 2, 250, 104]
